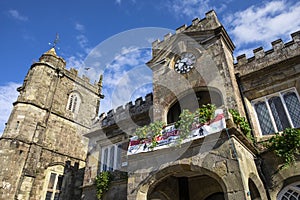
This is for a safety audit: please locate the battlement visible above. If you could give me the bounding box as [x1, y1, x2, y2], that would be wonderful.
[37, 48, 102, 93]
[152, 10, 221, 50]
[100, 93, 153, 127]
[235, 30, 300, 76]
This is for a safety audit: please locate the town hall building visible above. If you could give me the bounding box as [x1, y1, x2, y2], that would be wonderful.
[0, 10, 300, 200]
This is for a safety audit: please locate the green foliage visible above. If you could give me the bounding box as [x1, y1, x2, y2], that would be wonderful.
[176, 109, 196, 141]
[95, 171, 111, 200]
[176, 104, 216, 141]
[229, 109, 253, 141]
[133, 104, 216, 147]
[196, 104, 216, 124]
[134, 120, 166, 149]
[268, 128, 300, 169]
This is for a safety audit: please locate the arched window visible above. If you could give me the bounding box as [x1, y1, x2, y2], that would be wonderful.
[67, 92, 81, 113]
[277, 181, 300, 200]
[42, 165, 64, 200]
[167, 90, 223, 124]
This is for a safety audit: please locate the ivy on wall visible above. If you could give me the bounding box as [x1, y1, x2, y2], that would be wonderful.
[229, 109, 253, 142]
[268, 128, 300, 169]
[95, 171, 111, 200]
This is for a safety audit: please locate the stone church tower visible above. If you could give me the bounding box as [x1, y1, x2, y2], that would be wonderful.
[0, 48, 103, 199]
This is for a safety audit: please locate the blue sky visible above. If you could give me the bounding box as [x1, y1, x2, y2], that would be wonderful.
[1, 0, 300, 134]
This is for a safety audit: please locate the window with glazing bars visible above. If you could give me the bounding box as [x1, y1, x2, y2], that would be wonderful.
[45, 173, 63, 200]
[253, 88, 300, 135]
[100, 143, 123, 172]
[67, 93, 80, 113]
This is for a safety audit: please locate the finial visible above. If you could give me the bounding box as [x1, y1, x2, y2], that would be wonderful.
[98, 74, 104, 99]
[48, 33, 60, 50]
[98, 74, 103, 86]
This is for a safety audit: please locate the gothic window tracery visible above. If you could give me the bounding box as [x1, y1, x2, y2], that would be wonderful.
[67, 92, 81, 113]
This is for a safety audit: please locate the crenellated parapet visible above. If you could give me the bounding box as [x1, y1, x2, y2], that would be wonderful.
[33, 48, 102, 95]
[148, 10, 235, 66]
[235, 30, 300, 76]
[100, 93, 153, 127]
[151, 10, 225, 57]
[62, 67, 101, 94]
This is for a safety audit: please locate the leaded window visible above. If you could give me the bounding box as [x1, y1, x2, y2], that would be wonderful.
[253, 88, 300, 135]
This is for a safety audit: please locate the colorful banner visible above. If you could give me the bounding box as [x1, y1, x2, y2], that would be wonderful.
[127, 109, 226, 155]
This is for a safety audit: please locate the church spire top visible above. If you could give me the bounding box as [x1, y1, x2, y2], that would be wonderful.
[43, 33, 60, 56]
[44, 47, 57, 56]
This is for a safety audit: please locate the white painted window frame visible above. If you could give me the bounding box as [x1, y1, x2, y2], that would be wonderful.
[100, 143, 123, 172]
[42, 165, 64, 200]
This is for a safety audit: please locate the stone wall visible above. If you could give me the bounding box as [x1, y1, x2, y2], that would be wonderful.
[82, 93, 153, 199]
[127, 128, 262, 200]
[147, 10, 245, 123]
[234, 31, 300, 138]
[0, 48, 102, 199]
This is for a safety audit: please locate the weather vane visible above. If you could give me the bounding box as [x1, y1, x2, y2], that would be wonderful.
[48, 33, 60, 50]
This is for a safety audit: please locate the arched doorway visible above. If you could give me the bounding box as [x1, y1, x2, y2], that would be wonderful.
[147, 174, 225, 200]
[167, 89, 223, 124]
[248, 178, 261, 200]
[204, 192, 224, 200]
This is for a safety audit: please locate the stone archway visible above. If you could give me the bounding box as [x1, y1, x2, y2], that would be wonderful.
[167, 87, 223, 124]
[144, 165, 226, 200]
[248, 178, 261, 200]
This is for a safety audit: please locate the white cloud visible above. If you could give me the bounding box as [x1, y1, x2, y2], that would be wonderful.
[164, 0, 230, 19]
[76, 34, 90, 52]
[115, 0, 136, 5]
[75, 22, 85, 32]
[104, 47, 150, 86]
[109, 68, 153, 111]
[0, 82, 21, 135]
[7, 9, 28, 21]
[65, 55, 100, 83]
[66, 56, 85, 69]
[74, 22, 92, 55]
[99, 47, 153, 113]
[166, 0, 210, 19]
[225, 0, 300, 47]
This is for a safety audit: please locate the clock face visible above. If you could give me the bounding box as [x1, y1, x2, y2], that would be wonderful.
[174, 52, 196, 74]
